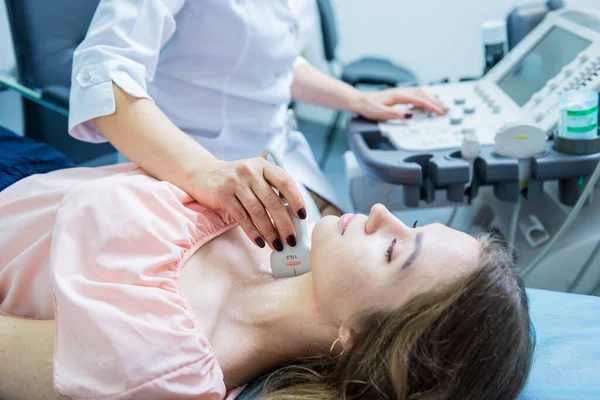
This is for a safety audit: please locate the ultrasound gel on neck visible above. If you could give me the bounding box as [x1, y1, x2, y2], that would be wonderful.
[559, 90, 599, 140]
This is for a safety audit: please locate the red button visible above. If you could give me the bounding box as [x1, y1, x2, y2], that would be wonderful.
[286, 261, 301, 266]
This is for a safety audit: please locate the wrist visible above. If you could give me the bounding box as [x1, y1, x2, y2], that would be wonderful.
[182, 155, 221, 193]
[346, 90, 367, 115]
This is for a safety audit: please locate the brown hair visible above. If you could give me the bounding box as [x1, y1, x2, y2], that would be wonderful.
[255, 228, 535, 400]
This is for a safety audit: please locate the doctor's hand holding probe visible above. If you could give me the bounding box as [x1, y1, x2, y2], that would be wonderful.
[72, 0, 446, 254]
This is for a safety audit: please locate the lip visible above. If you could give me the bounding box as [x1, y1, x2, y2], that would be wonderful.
[340, 213, 356, 235]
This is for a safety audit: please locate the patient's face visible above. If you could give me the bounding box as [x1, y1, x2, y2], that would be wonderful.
[311, 204, 481, 326]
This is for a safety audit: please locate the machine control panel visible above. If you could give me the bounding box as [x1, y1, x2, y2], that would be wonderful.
[380, 9, 600, 153]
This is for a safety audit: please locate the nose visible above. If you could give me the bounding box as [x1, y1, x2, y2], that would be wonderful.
[365, 204, 408, 235]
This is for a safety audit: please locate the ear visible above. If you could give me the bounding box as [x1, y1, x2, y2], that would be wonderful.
[337, 324, 355, 350]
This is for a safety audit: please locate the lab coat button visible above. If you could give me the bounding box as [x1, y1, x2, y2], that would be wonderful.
[83, 71, 92, 81]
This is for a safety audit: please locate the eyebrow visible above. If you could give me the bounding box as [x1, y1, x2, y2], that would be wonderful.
[401, 232, 424, 270]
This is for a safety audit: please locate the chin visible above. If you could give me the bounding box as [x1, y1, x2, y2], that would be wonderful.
[313, 215, 339, 238]
[311, 216, 339, 254]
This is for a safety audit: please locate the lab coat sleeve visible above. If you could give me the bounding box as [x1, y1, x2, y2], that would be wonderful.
[69, 0, 186, 143]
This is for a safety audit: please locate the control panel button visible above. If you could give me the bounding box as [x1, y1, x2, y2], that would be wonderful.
[463, 103, 477, 114]
[449, 112, 463, 125]
[492, 106, 501, 114]
[462, 126, 476, 134]
[562, 67, 574, 77]
[533, 95, 543, 105]
[579, 54, 590, 63]
[411, 108, 431, 119]
[454, 97, 466, 105]
[404, 129, 419, 137]
[535, 113, 544, 123]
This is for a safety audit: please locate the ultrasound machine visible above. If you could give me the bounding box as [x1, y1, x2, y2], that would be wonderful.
[345, 9, 600, 295]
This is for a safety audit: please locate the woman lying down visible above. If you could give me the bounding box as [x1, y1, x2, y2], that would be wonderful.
[0, 163, 534, 400]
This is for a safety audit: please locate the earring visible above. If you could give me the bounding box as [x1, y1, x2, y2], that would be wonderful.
[329, 337, 345, 357]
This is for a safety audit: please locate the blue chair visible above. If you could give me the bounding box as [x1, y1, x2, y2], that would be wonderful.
[0, 0, 114, 164]
[315, 0, 419, 169]
[237, 289, 600, 399]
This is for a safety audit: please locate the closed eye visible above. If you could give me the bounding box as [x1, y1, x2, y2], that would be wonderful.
[387, 221, 418, 263]
[386, 238, 396, 263]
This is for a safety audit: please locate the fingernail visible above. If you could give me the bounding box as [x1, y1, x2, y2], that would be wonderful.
[273, 238, 284, 252]
[287, 234, 297, 247]
[255, 237, 266, 248]
[405, 113, 413, 119]
[297, 208, 307, 220]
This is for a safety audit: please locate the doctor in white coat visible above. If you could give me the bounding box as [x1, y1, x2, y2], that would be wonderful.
[69, 0, 445, 253]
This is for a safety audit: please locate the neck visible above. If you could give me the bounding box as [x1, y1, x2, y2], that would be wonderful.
[221, 273, 339, 388]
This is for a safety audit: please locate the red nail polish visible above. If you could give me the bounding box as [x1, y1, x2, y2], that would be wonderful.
[273, 238, 284, 252]
[287, 235, 297, 247]
[297, 208, 307, 220]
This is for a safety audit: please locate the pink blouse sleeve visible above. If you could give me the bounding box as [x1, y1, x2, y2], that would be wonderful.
[49, 173, 233, 399]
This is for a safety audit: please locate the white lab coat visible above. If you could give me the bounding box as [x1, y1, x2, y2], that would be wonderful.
[69, 0, 342, 217]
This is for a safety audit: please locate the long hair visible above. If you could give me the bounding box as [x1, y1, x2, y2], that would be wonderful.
[255, 229, 535, 400]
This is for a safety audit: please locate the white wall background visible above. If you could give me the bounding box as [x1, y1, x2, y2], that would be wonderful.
[0, 0, 599, 131]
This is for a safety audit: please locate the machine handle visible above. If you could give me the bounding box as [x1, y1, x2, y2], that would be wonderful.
[348, 118, 423, 186]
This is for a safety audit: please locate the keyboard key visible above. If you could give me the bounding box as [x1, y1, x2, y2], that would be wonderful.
[464, 104, 476, 114]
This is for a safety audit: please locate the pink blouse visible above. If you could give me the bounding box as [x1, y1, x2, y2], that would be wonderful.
[0, 164, 246, 400]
